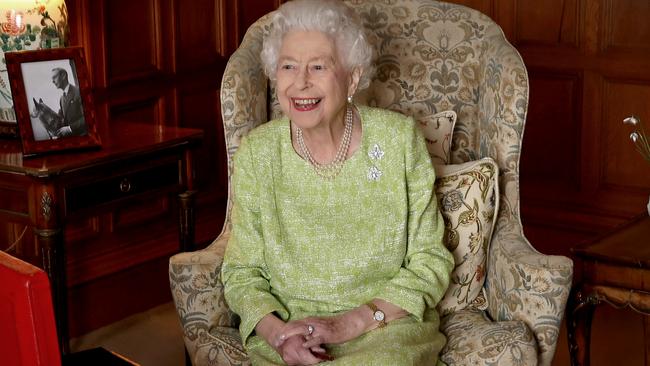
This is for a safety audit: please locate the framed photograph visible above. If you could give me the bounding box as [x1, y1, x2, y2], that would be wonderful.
[5, 47, 101, 156]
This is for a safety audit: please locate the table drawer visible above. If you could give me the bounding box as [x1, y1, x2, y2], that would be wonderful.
[65, 161, 180, 213]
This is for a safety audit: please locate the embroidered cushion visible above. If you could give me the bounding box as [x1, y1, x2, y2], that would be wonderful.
[435, 158, 499, 316]
[416, 110, 457, 165]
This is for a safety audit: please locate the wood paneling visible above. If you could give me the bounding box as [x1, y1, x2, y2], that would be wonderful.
[465, 0, 650, 248]
[521, 70, 582, 186]
[450, 0, 494, 16]
[177, 88, 224, 198]
[514, 0, 580, 47]
[234, 0, 286, 47]
[67, 255, 172, 337]
[109, 97, 162, 125]
[601, 80, 650, 189]
[602, 0, 650, 53]
[176, 0, 223, 71]
[106, 0, 162, 83]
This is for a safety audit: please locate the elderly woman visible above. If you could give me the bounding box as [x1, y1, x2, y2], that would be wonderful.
[221, 0, 454, 365]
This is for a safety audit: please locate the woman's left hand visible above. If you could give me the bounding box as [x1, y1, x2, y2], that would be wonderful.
[274, 308, 367, 349]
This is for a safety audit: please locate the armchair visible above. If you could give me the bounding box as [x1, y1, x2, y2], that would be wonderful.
[169, 1, 573, 365]
[0, 250, 61, 366]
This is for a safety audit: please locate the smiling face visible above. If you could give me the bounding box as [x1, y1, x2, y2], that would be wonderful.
[275, 30, 360, 131]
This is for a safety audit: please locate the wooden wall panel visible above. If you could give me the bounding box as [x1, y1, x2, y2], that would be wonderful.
[67, 256, 172, 337]
[105, 0, 162, 83]
[448, 0, 650, 251]
[515, 0, 580, 47]
[176, 0, 223, 71]
[109, 98, 162, 125]
[601, 80, 650, 189]
[237, 0, 282, 42]
[521, 71, 581, 186]
[177, 89, 224, 198]
[448, 0, 494, 16]
[223, 0, 283, 55]
[602, 0, 650, 52]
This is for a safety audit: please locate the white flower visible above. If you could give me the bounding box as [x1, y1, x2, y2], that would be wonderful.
[368, 144, 384, 160]
[623, 116, 639, 126]
[367, 166, 382, 181]
[623, 116, 650, 162]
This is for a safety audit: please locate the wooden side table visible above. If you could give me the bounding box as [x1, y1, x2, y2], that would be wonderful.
[0, 123, 202, 355]
[567, 215, 650, 366]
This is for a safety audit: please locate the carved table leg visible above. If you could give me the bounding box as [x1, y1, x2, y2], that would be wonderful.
[33, 186, 69, 355]
[567, 284, 599, 366]
[36, 227, 68, 354]
[178, 190, 196, 252]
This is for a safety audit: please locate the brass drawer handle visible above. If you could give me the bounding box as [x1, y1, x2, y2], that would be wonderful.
[119, 178, 132, 193]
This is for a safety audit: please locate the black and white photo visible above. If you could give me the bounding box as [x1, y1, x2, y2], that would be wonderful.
[22, 59, 88, 141]
[5, 47, 100, 156]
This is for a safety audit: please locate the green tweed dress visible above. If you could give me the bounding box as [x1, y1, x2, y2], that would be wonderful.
[222, 106, 454, 365]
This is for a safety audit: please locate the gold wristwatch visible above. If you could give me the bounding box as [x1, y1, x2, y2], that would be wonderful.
[365, 302, 387, 328]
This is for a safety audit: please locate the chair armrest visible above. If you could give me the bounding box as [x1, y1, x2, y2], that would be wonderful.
[485, 228, 573, 366]
[169, 233, 238, 358]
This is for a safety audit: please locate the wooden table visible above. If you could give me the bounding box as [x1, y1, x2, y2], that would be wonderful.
[567, 215, 650, 366]
[0, 123, 202, 355]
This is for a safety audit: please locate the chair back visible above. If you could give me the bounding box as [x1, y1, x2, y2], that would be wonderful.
[0, 251, 61, 366]
[220, 0, 528, 240]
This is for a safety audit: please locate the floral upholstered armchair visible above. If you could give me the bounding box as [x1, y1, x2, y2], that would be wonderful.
[169, 1, 573, 365]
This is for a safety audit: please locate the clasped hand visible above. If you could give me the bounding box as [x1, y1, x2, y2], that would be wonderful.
[271, 311, 365, 365]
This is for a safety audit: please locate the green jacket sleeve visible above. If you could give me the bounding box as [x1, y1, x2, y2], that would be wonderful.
[376, 118, 454, 321]
[221, 136, 289, 346]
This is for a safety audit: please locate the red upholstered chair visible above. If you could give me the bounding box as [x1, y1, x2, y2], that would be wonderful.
[0, 250, 61, 366]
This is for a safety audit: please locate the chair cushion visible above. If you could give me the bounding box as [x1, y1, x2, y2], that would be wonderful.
[435, 158, 499, 316]
[195, 326, 250, 366]
[416, 110, 457, 165]
[440, 309, 537, 366]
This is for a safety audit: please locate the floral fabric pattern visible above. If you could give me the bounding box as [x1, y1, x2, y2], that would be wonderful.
[169, 1, 573, 366]
[440, 309, 537, 365]
[417, 110, 457, 165]
[435, 158, 498, 317]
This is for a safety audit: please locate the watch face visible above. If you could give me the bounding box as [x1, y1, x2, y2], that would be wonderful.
[374, 310, 385, 322]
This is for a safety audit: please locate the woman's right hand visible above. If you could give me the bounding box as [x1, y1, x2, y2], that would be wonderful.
[277, 335, 323, 365]
[256, 313, 329, 365]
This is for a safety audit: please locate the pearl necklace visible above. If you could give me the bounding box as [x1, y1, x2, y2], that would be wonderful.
[295, 106, 353, 180]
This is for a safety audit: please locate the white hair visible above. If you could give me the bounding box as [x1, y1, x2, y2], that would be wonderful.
[261, 0, 374, 91]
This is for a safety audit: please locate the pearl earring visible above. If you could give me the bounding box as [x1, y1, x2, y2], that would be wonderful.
[347, 95, 353, 104]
